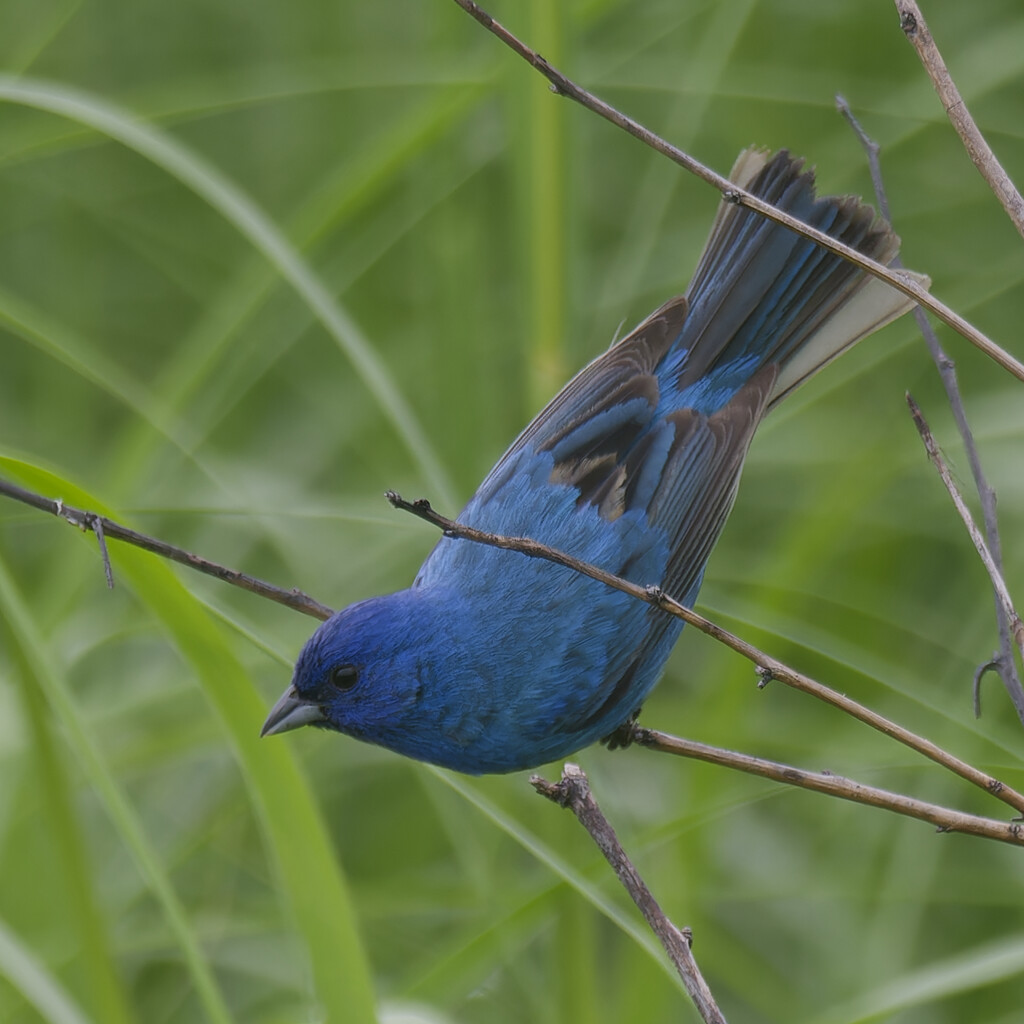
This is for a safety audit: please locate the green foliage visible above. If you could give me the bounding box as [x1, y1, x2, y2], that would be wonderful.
[0, 1, 1022, 1021]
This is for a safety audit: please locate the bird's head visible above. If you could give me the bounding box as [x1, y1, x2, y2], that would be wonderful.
[261, 591, 432, 747]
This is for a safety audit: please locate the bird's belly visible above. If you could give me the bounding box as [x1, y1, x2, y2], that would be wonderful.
[426, 564, 683, 773]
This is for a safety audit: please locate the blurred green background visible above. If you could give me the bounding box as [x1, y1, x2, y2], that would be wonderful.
[0, 0, 1022, 1021]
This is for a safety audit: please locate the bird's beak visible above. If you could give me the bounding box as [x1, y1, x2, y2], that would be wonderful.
[260, 685, 325, 737]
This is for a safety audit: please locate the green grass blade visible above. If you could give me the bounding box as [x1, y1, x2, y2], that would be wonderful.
[0, 557, 233, 1024]
[815, 935, 1024, 1024]
[0, 75, 456, 510]
[4, 642, 134, 1024]
[0, 455, 378, 1024]
[0, 915, 94, 1024]
[0, 284, 197, 458]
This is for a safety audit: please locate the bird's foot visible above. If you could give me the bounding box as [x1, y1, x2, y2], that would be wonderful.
[602, 708, 642, 750]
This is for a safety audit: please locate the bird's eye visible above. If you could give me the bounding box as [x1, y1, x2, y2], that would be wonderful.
[328, 664, 359, 692]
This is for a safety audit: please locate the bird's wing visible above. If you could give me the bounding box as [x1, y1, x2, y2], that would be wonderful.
[464, 295, 771, 601]
[647, 366, 774, 600]
[474, 296, 686, 522]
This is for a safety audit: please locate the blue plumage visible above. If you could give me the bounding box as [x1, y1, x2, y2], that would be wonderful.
[262, 149, 923, 774]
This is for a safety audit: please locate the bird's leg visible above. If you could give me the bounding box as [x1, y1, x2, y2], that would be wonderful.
[602, 708, 643, 750]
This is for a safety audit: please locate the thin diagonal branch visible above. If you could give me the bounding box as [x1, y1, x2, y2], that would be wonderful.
[0, 477, 334, 621]
[895, 0, 1024, 240]
[629, 726, 1024, 847]
[386, 490, 1024, 816]
[533, 764, 728, 1022]
[838, 95, 1024, 724]
[907, 396, 1024, 666]
[450, 0, 1024, 385]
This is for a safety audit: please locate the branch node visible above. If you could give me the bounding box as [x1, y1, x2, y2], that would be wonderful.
[65, 503, 90, 532]
[756, 665, 775, 689]
[529, 773, 566, 806]
[464, 1, 491, 27]
[836, 95, 880, 158]
[530, 762, 587, 809]
[630, 723, 655, 747]
[722, 189, 743, 205]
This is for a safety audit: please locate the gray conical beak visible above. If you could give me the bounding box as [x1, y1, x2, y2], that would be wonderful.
[260, 685, 325, 737]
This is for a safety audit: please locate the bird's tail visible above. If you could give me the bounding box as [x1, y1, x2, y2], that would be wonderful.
[679, 149, 928, 408]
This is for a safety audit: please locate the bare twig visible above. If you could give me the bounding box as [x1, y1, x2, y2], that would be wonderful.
[533, 764, 728, 1022]
[838, 95, 1024, 724]
[630, 726, 1024, 847]
[450, 0, 1024, 384]
[974, 656, 1004, 719]
[91, 514, 115, 590]
[907, 396, 1024, 665]
[0, 477, 334, 621]
[835, 96, 886, 208]
[895, 0, 1024, 240]
[387, 490, 1024, 815]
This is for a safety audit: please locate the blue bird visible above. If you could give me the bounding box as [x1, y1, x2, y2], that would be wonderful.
[262, 149, 924, 774]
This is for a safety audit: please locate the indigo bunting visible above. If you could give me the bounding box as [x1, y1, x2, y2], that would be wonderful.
[262, 149, 924, 774]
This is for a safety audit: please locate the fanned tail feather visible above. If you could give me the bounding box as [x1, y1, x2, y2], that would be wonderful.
[680, 148, 929, 407]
